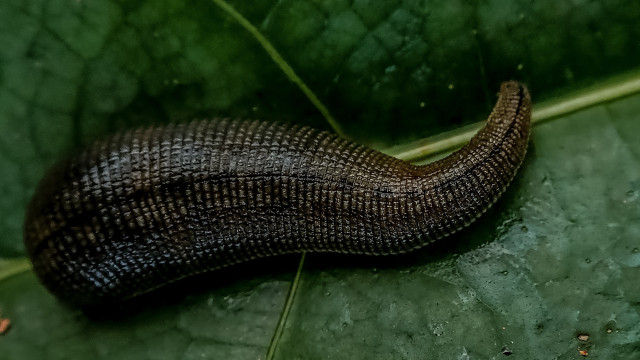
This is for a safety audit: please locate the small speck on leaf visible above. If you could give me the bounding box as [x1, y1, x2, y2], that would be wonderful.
[579, 349, 588, 357]
[0, 316, 11, 335]
[501, 345, 512, 356]
[577, 333, 589, 341]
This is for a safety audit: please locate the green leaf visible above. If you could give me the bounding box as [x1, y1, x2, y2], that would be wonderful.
[2, 0, 640, 359]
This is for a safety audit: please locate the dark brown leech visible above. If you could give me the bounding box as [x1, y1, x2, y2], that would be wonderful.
[24, 81, 531, 306]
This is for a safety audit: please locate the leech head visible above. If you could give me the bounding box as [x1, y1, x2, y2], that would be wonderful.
[475, 81, 532, 151]
[487, 81, 530, 128]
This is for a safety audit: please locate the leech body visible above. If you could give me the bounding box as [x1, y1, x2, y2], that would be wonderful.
[24, 81, 531, 306]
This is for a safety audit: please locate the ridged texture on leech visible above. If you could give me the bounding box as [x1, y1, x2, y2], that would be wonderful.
[24, 81, 531, 306]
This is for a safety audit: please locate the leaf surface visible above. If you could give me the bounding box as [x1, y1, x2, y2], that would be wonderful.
[1, 0, 640, 359]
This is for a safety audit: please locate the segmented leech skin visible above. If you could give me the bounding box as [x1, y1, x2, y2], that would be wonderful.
[24, 81, 531, 306]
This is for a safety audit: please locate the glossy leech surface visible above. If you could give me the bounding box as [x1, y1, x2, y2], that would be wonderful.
[23, 81, 531, 306]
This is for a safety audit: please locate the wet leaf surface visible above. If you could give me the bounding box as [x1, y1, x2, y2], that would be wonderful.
[1, 0, 640, 359]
